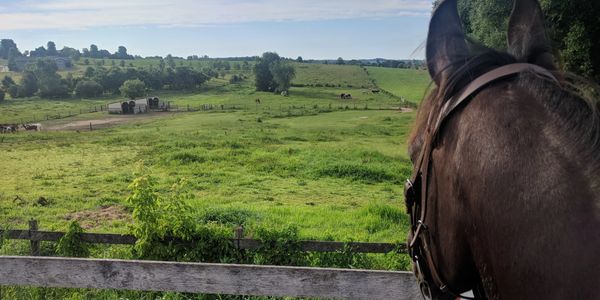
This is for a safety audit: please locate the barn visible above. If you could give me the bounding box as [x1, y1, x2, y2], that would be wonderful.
[108, 97, 168, 114]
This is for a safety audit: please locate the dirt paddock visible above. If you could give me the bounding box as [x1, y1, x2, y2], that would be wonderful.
[43, 112, 174, 131]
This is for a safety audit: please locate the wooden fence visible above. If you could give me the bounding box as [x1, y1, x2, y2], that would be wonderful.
[0, 220, 420, 299]
[1, 220, 406, 256]
[0, 256, 421, 299]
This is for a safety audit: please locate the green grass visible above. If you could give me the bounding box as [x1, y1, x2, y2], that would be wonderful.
[0, 108, 414, 243]
[366, 67, 431, 102]
[293, 63, 375, 88]
[0, 62, 423, 298]
[0, 62, 420, 244]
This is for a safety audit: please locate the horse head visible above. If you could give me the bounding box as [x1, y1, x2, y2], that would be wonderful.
[407, 0, 600, 298]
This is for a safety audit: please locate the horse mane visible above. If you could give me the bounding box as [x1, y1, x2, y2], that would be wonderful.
[412, 42, 600, 167]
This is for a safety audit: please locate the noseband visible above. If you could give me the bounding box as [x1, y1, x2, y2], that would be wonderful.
[405, 63, 558, 299]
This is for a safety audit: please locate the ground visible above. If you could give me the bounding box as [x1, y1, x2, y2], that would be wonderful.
[0, 63, 428, 247]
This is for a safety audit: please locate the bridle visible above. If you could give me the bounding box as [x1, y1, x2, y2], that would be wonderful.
[404, 63, 559, 299]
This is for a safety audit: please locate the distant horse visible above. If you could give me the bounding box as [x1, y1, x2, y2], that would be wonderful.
[22, 123, 42, 131]
[405, 0, 600, 299]
[340, 93, 352, 100]
[255, 98, 261, 104]
[0, 124, 18, 133]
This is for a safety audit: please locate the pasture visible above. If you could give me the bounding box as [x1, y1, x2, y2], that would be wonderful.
[0, 62, 429, 298]
[366, 67, 431, 102]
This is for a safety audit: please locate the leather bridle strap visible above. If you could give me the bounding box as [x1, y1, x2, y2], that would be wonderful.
[407, 63, 558, 299]
[433, 63, 558, 136]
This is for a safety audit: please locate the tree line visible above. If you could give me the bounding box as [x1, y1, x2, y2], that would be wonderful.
[1, 39, 135, 60]
[433, 0, 600, 80]
[0, 58, 220, 100]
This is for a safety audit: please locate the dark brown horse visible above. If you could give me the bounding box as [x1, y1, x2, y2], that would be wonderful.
[407, 0, 600, 299]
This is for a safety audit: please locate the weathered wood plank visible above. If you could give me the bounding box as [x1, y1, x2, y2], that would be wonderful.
[0, 256, 421, 299]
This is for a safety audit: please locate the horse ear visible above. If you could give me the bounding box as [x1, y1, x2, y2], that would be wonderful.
[507, 0, 556, 70]
[426, 0, 469, 86]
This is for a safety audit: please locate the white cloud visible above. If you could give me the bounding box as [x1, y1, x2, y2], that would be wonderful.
[0, 0, 431, 30]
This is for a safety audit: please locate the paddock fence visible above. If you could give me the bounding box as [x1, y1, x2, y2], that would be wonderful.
[0, 256, 421, 299]
[1, 220, 407, 256]
[0, 220, 421, 299]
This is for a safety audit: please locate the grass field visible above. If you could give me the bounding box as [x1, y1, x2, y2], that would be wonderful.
[0, 64, 425, 241]
[0, 108, 414, 241]
[0, 61, 428, 298]
[366, 67, 431, 102]
[293, 63, 375, 88]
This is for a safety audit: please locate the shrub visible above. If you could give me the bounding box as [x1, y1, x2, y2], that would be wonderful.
[75, 80, 103, 98]
[55, 221, 90, 257]
[119, 79, 146, 99]
[0, 90, 5, 102]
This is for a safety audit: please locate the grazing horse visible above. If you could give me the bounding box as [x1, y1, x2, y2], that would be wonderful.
[405, 0, 600, 299]
[0, 124, 18, 133]
[22, 123, 42, 131]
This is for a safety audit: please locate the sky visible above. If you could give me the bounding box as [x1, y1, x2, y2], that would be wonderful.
[0, 0, 433, 59]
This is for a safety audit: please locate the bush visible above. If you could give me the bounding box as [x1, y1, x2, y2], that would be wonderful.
[75, 80, 103, 98]
[119, 79, 146, 99]
[0, 90, 5, 102]
[55, 221, 90, 257]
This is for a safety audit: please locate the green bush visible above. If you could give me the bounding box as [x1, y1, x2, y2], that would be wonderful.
[75, 80, 103, 98]
[55, 221, 90, 257]
[120, 79, 146, 99]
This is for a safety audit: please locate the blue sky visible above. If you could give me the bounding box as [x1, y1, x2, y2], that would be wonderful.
[0, 0, 433, 59]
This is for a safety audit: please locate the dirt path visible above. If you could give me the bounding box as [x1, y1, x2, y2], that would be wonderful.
[44, 112, 175, 131]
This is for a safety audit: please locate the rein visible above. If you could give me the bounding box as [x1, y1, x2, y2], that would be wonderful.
[404, 63, 558, 299]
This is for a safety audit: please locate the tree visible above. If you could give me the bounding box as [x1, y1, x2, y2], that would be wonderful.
[30, 46, 47, 57]
[253, 52, 281, 92]
[120, 79, 146, 99]
[47, 41, 58, 56]
[59, 47, 81, 60]
[297, 56, 303, 63]
[0, 39, 19, 59]
[270, 61, 296, 93]
[18, 71, 38, 97]
[452, 0, 600, 80]
[7, 48, 18, 71]
[89, 44, 99, 58]
[166, 54, 176, 69]
[32, 59, 69, 98]
[115, 46, 132, 59]
[75, 80, 103, 98]
[2, 76, 15, 90]
[337, 57, 345, 65]
[84, 66, 95, 78]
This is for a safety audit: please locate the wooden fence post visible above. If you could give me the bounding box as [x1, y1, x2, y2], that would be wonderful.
[234, 226, 244, 250]
[89, 123, 93, 131]
[28, 219, 39, 256]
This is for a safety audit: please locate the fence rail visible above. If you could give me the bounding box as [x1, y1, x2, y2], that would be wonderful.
[1, 228, 406, 254]
[0, 256, 421, 299]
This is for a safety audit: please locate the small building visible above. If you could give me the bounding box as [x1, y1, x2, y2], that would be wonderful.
[108, 96, 168, 114]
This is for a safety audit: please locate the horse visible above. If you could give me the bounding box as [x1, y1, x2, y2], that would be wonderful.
[405, 0, 600, 299]
[1, 124, 18, 133]
[22, 123, 42, 131]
